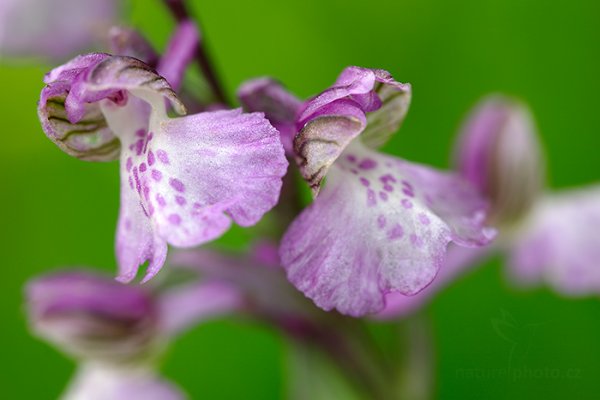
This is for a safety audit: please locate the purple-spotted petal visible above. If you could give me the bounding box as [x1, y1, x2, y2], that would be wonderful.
[64, 365, 186, 400]
[294, 67, 410, 193]
[508, 186, 600, 295]
[116, 109, 287, 282]
[237, 78, 303, 154]
[280, 143, 494, 316]
[378, 246, 490, 319]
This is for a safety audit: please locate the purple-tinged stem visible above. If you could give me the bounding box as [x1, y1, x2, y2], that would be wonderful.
[163, 0, 230, 106]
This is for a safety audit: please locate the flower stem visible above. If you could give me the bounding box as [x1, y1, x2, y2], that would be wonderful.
[162, 0, 230, 106]
[275, 313, 394, 400]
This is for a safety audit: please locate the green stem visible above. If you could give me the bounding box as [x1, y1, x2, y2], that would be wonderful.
[392, 313, 435, 400]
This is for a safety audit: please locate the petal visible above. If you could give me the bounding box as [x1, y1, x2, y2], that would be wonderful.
[145, 109, 287, 246]
[38, 54, 121, 161]
[64, 365, 186, 400]
[156, 20, 199, 91]
[294, 66, 410, 193]
[237, 77, 303, 154]
[280, 143, 494, 316]
[38, 54, 187, 161]
[66, 55, 186, 123]
[361, 69, 412, 148]
[508, 186, 600, 295]
[294, 99, 366, 195]
[113, 108, 287, 282]
[377, 246, 490, 319]
[115, 158, 168, 283]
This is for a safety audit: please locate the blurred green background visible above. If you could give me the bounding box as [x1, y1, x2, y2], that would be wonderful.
[1, 0, 599, 398]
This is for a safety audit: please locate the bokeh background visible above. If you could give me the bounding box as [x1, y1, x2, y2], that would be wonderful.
[1, 0, 599, 398]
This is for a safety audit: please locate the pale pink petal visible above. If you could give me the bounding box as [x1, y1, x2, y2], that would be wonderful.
[280, 143, 494, 316]
[509, 186, 600, 295]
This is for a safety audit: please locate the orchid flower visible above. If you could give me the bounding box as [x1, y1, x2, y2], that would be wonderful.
[26, 269, 240, 400]
[37, 50, 287, 283]
[0, 0, 118, 61]
[381, 96, 600, 318]
[240, 67, 495, 317]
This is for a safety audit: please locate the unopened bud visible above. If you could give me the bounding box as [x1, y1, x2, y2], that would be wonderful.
[26, 271, 159, 363]
[456, 96, 545, 228]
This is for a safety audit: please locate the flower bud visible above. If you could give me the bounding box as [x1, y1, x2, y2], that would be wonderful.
[456, 96, 545, 228]
[26, 271, 159, 363]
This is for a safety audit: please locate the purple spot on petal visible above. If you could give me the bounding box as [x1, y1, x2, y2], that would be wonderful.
[383, 184, 394, 192]
[133, 167, 141, 194]
[124, 219, 131, 230]
[418, 213, 431, 225]
[358, 158, 377, 170]
[139, 162, 147, 173]
[134, 139, 144, 156]
[367, 189, 377, 207]
[410, 234, 424, 248]
[135, 129, 146, 138]
[388, 224, 404, 240]
[377, 215, 386, 229]
[401, 199, 413, 209]
[156, 193, 166, 207]
[350, 169, 359, 175]
[169, 178, 185, 193]
[175, 195, 187, 206]
[156, 150, 170, 165]
[360, 177, 370, 187]
[128, 176, 134, 190]
[148, 203, 155, 216]
[126, 157, 133, 172]
[168, 213, 181, 225]
[147, 151, 155, 166]
[403, 188, 415, 197]
[142, 185, 150, 201]
[151, 169, 162, 182]
[346, 154, 357, 163]
[380, 174, 397, 184]
[379, 191, 388, 201]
